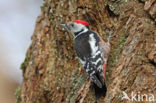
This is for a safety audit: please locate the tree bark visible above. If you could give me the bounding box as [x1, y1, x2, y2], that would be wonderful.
[18, 0, 156, 103]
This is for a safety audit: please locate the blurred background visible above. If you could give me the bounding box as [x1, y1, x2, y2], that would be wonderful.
[0, 0, 42, 103]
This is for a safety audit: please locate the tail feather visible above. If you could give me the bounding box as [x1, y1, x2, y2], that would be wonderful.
[92, 75, 102, 88]
[93, 73, 107, 103]
[93, 82, 107, 100]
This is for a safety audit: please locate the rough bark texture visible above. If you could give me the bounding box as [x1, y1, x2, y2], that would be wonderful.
[18, 0, 156, 103]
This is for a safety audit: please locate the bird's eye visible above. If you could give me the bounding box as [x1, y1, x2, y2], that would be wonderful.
[71, 24, 74, 27]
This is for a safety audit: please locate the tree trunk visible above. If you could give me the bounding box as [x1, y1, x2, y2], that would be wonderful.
[18, 0, 156, 103]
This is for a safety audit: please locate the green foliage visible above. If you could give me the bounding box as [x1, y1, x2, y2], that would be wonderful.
[20, 52, 30, 70]
[40, 3, 47, 11]
[15, 86, 22, 103]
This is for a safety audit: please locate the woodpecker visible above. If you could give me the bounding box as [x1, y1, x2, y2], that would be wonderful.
[60, 20, 111, 101]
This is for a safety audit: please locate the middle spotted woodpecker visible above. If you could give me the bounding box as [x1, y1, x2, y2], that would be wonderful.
[60, 20, 111, 101]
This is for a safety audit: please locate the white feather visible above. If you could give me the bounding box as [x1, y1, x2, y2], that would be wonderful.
[92, 50, 101, 58]
[92, 58, 101, 65]
[79, 58, 86, 67]
[89, 33, 98, 55]
[90, 70, 95, 76]
[72, 23, 88, 38]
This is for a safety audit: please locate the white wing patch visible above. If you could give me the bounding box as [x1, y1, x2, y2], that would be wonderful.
[92, 50, 101, 58]
[89, 33, 98, 56]
[92, 58, 101, 65]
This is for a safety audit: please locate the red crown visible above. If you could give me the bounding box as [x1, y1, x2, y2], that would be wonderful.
[72, 20, 89, 26]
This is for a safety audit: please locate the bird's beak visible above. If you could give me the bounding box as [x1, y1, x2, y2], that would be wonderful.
[59, 24, 67, 29]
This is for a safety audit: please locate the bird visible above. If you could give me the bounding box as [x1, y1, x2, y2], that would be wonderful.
[60, 20, 111, 102]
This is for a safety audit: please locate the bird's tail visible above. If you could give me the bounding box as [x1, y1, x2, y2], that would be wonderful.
[93, 82, 107, 103]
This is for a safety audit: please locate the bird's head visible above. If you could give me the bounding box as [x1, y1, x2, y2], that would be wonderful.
[60, 20, 89, 37]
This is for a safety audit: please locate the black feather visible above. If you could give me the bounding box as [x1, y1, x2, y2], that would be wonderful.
[93, 73, 107, 103]
[93, 82, 107, 103]
[74, 30, 107, 102]
[74, 31, 91, 60]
